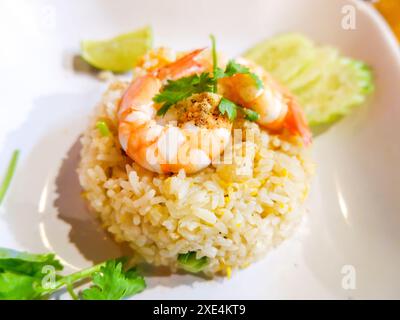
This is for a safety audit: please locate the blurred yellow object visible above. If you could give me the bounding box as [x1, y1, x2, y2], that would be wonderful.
[374, 0, 400, 42]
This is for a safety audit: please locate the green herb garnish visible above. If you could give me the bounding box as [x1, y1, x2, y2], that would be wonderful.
[0, 248, 64, 300]
[0, 248, 63, 300]
[218, 98, 260, 122]
[210, 34, 220, 93]
[154, 36, 262, 122]
[0, 248, 63, 276]
[0, 150, 19, 205]
[239, 106, 260, 121]
[96, 121, 111, 137]
[0, 247, 145, 300]
[81, 259, 146, 300]
[218, 98, 238, 121]
[177, 251, 209, 273]
[224, 60, 263, 90]
[154, 73, 214, 116]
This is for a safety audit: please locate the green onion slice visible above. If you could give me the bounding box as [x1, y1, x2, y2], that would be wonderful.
[96, 121, 110, 137]
[0, 150, 20, 205]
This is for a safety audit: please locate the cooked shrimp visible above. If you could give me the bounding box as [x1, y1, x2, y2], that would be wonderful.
[118, 49, 232, 174]
[218, 59, 312, 145]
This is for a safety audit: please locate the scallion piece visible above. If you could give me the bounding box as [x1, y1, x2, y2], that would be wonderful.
[177, 251, 209, 273]
[96, 121, 110, 137]
[238, 106, 260, 122]
[0, 150, 19, 205]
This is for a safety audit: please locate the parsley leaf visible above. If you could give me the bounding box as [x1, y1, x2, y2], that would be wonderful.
[218, 98, 238, 121]
[154, 73, 214, 116]
[177, 251, 209, 273]
[81, 259, 146, 300]
[224, 60, 264, 90]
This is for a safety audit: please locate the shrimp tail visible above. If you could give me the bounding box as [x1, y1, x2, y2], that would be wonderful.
[155, 48, 206, 81]
[283, 95, 312, 145]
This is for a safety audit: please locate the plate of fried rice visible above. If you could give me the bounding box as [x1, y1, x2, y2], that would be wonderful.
[0, 0, 400, 300]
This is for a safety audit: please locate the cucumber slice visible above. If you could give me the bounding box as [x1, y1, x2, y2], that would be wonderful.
[244, 33, 374, 126]
[245, 33, 316, 84]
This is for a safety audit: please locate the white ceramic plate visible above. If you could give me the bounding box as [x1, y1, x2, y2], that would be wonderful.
[1, 0, 399, 299]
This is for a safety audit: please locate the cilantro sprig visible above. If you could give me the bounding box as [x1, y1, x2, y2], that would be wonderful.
[223, 60, 263, 90]
[0, 248, 63, 300]
[0, 247, 146, 300]
[81, 259, 145, 300]
[218, 98, 260, 122]
[153, 36, 262, 122]
[154, 73, 214, 116]
[218, 98, 238, 121]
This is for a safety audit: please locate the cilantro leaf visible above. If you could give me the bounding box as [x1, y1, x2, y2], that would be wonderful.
[0, 247, 63, 277]
[239, 107, 260, 121]
[224, 60, 248, 76]
[214, 67, 226, 80]
[196, 73, 215, 92]
[0, 248, 63, 300]
[154, 73, 214, 116]
[0, 271, 42, 300]
[0, 247, 147, 300]
[81, 259, 146, 300]
[224, 60, 264, 90]
[177, 251, 209, 273]
[217, 99, 260, 122]
[218, 97, 238, 121]
[155, 102, 174, 117]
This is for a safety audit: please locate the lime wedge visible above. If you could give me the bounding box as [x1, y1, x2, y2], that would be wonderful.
[244, 33, 374, 126]
[81, 26, 153, 72]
